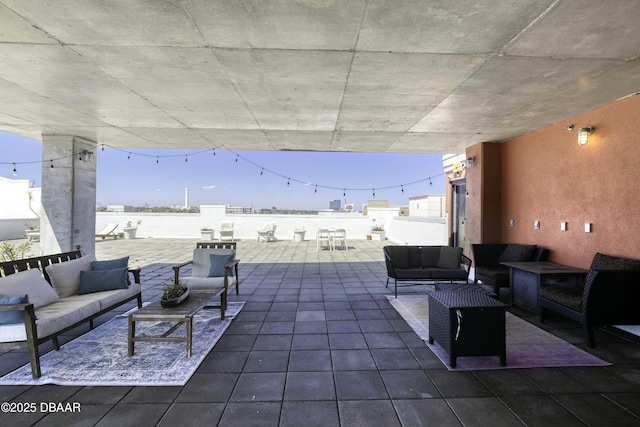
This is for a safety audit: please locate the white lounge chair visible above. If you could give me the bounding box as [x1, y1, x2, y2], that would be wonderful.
[332, 228, 348, 251]
[316, 228, 332, 251]
[96, 223, 119, 239]
[257, 222, 277, 242]
[219, 221, 235, 242]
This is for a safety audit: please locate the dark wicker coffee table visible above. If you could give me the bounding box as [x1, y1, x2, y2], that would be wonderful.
[428, 290, 508, 368]
[127, 292, 214, 357]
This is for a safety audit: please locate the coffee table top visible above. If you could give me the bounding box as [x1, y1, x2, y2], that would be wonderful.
[428, 290, 508, 309]
[130, 292, 214, 320]
[500, 261, 587, 274]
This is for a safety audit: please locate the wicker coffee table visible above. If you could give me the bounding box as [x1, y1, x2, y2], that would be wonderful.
[428, 289, 508, 368]
[127, 292, 214, 357]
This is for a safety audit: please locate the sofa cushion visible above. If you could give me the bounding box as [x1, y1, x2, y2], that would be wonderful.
[92, 257, 130, 285]
[498, 244, 537, 263]
[78, 268, 128, 295]
[394, 268, 433, 280]
[437, 247, 463, 269]
[209, 253, 235, 277]
[475, 266, 509, 283]
[0, 268, 59, 308]
[45, 254, 96, 298]
[0, 294, 29, 325]
[385, 246, 411, 269]
[420, 247, 441, 268]
[422, 268, 468, 280]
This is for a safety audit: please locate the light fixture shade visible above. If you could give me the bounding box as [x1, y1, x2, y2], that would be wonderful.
[577, 126, 594, 145]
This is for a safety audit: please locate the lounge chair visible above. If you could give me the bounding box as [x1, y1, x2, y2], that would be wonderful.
[96, 223, 119, 239]
[257, 222, 277, 242]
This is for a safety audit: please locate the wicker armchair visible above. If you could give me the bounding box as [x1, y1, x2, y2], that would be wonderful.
[539, 252, 640, 347]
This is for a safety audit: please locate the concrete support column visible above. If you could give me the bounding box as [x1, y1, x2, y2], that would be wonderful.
[40, 135, 97, 255]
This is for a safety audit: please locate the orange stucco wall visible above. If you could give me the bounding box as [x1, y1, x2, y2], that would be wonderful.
[497, 95, 640, 268]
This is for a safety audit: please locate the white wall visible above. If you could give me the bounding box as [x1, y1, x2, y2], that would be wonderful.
[94, 205, 448, 245]
[0, 176, 41, 239]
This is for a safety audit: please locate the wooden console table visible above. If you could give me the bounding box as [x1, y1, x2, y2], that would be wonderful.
[500, 261, 588, 313]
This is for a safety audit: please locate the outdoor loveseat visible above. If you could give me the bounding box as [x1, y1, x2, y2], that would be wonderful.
[471, 243, 548, 295]
[0, 250, 142, 378]
[384, 245, 471, 297]
[539, 252, 640, 347]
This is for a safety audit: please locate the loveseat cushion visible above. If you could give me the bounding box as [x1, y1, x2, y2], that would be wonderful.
[394, 268, 433, 280]
[419, 247, 441, 268]
[45, 254, 96, 297]
[78, 268, 128, 294]
[497, 244, 537, 263]
[422, 267, 468, 280]
[437, 247, 463, 269]
[0, 294, 29, 325]
[0, 268, 59, 308]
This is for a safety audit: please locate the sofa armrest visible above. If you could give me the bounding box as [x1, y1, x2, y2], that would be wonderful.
[173, 260, 194, 284]
[128, 268, 141, 284]
[461, 254, 472, 278]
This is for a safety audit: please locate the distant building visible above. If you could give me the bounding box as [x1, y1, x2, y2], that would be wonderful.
[329, 199, 341, 210]
[409, 194, 446, 217]
[106, 205, 132, 212]
[367, 199, 389, 208]
[226, 205, 252, 214]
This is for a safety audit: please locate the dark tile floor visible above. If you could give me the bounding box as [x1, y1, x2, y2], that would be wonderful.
[1, 239, 640, 426]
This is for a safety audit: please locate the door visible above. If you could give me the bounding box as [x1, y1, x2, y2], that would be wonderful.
[451, 181, 466, 248]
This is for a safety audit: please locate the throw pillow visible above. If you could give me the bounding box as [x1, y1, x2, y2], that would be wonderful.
[45, 254, 96, 298]
[385, 246, 410, 269]
[92, 257, 130, 285]
[208, 253, 236, 277]
[437, 246, 463, 269]
[497, 244, 537, 263]
[0, 294, 30, 325]
[0, 268, 59, 308]
[78, 268, 128, 295]
[192, 248, 235, 277]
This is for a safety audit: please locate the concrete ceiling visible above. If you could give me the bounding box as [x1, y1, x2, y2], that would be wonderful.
[1, 0, 640, 154]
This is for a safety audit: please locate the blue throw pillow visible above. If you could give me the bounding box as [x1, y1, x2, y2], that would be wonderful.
[92, 257, 130, 285]
[78, 268, 128, 295]
[0, 294, 30, 325]
[208, 253, 235, 277]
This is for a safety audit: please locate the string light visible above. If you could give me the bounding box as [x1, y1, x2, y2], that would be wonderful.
[12, 163, 17, 176]
[3, 143, 444, 198]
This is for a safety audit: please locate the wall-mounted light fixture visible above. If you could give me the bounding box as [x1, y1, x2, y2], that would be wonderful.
[577, 126, 594, 145]
[463, 156, 475, 168]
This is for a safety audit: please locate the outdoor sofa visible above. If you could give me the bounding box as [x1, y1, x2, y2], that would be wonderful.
[539, 252, 640, 347]
[0, 250, 142, 378]
[471, 243, 548, 295]
[383, 245, 471, 297]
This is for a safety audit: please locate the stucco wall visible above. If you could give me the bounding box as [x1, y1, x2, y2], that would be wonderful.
[500, 95, 640, 268]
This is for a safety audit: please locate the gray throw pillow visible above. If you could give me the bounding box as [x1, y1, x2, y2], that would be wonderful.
[0, 268, 59, 308]
[45, 254, 96, 297]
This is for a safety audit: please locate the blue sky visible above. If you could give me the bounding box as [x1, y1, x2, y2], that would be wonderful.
[1, 131, 446, 210]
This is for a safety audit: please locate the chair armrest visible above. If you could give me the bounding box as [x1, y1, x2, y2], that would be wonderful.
[128, 268, 141, 284]
[173, 260, 194, 284]
[461, 254, 472, 277]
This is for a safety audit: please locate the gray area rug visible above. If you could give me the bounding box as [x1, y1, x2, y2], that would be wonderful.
[0, 301, 244, 386]
[387, 294, 610, 371]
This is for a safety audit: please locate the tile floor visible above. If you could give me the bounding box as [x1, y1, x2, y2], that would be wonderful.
[1, 238, 639, 426]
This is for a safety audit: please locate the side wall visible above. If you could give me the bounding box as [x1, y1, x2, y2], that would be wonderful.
[498, 95, 640, 268]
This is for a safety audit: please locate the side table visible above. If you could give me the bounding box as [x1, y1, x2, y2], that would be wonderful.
[428, 290, 508, 368]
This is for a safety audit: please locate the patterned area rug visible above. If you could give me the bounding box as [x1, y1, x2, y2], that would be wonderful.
[387, 294, 610, 371]
[0, 302, 244, 386]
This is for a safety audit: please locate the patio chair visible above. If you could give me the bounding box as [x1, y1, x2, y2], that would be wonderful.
[96, 223, 119, 239]
[219, 221, 235, 241]
[257, 222, 277, 242]
[172, 242, 240, 319]
[332, 228, 348, 251]
[316, 228, 332, 251]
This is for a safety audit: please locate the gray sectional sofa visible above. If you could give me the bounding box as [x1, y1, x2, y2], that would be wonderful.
[0, 250, 142, 378]
[383, 245, 471, 297]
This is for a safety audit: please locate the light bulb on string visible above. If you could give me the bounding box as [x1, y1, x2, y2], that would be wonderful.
[12, 163, 17, 176]
[287, 178, 290, 187]
[343, 189, 346, 198]
[429, 178, 432, 186]
[401, 185, 404, 194]
[260, 168, 263, 176]
[127, 152, 131, 161]
[156, 156, 159, 165]
[314, 185, 317, 194]
[50, 160, 54, 169]
[185, 155, 188, 164]
[235, 155, 238, 163]
[101, 145, 105, 152]
[372, 189, 375, 198]
[78, 152, 83, 161]
[212, 149, 216, 157]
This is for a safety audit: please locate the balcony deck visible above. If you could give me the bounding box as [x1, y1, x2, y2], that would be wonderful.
[2, 237, 640, 425]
